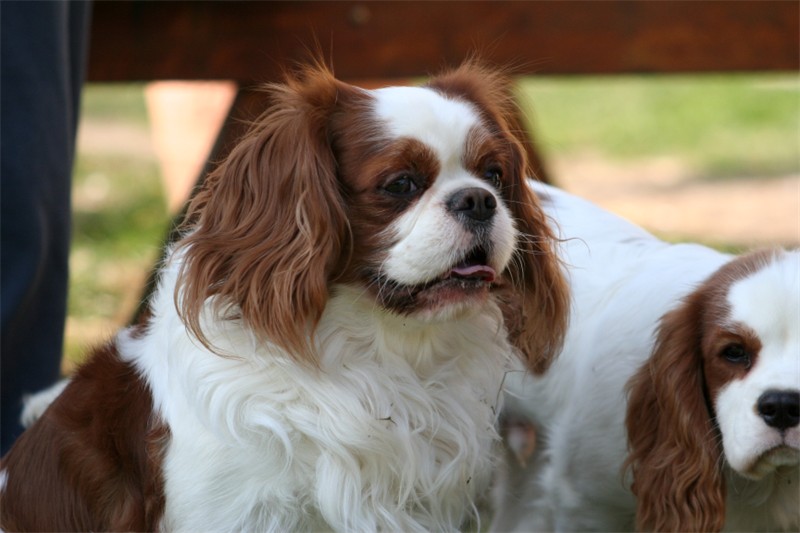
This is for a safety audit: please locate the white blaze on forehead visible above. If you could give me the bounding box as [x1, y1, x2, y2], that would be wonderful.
[727, 252, 800, 349]
[373, 86, 480, 163]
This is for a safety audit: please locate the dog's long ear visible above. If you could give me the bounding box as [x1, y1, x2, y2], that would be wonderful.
[427, 60, 569, 373]
[175, 63, 353, 364]
[624, 293, 726, 533]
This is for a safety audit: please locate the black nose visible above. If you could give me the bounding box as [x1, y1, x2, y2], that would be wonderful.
[448, 187, 497, 223]
[757, 390, 800, 430]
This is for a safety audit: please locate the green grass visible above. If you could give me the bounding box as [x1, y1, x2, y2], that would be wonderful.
[80, 83, 151, 125]
[69, 155, 166, 309]
[64, 75, 799, 368]
[519, 74, 799, 178]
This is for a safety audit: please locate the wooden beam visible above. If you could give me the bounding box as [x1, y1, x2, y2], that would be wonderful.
[88, 1, 799, 83]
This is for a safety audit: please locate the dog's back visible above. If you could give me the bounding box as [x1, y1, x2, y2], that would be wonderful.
[0, 334, 166, 531]
[492, 182, 729, 531]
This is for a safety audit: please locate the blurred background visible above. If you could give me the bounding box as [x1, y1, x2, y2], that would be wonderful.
[66, 74, 799, 370]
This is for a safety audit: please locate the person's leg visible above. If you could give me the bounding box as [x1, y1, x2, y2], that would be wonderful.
[1, 0, 91, 453]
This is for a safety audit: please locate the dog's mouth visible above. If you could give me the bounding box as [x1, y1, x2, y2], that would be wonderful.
[367, 245, 501, 316]
[447, 247, 496, 283]
[742, 444, 800, 480]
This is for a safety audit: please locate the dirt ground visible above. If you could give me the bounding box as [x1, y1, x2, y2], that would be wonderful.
[550, 153, 799, 249]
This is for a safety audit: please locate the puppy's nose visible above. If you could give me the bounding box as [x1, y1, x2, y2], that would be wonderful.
[757, 390, 800, 430]
[448, 187, 497, 223]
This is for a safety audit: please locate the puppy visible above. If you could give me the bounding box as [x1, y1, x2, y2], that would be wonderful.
[0, 61, 568, 532]
[491, 182, 798, 532]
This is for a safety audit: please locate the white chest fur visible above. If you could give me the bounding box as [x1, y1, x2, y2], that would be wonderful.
[124, 280, 511, 532]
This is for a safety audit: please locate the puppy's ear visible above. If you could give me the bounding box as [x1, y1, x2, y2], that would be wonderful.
[428, 60, 569, 373]
[624, 293, 726, 533]
[175, 63, 353, 364]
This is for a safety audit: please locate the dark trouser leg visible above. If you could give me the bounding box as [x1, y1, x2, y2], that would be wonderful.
[1, 0, 91, 453]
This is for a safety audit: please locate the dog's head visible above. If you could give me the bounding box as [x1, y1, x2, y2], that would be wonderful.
[625, 249, 800, 532]
[175, 60, 568, 371]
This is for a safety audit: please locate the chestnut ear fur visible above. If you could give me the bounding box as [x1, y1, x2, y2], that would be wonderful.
[624, 292, 726, 532]
[427, 60, 570, 373]
[175, 63, 353, 363]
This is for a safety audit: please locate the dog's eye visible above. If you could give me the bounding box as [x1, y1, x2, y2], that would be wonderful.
[483, 166, 502, 188]
[383, 174, 419, 197]
[721, 343, 751, 367]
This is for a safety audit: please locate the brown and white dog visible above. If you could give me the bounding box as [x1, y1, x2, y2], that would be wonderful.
[492, 182, 799, 532]
[0, 61, 568, 531]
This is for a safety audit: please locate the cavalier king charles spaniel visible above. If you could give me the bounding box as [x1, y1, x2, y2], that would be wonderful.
[0, 61, 568, 532]
[491, 182, 798, 532]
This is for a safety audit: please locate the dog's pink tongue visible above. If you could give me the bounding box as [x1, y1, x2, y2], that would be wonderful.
[450, 264, 496, 282]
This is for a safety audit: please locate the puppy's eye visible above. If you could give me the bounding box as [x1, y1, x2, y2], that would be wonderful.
[721, 343, 751, 367]
[383, 174, 419, 197]
[483, 166, 502, 188]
